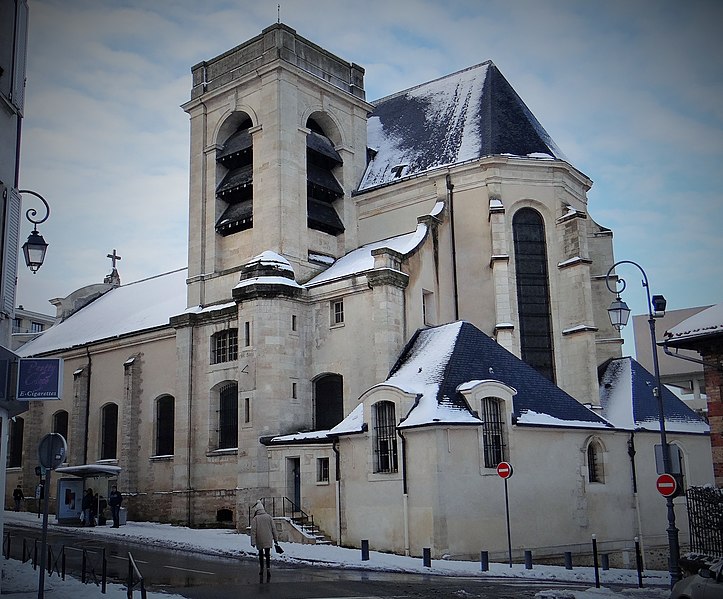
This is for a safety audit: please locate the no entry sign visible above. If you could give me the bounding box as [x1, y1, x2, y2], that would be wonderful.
[656, 473, 678, 497]
[497, 461, 513, 479]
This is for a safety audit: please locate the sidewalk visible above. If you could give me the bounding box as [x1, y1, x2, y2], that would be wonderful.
[1, 510, 672, 598]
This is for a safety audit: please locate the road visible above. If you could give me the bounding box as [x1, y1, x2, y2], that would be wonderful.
[5, 524, 597, 598]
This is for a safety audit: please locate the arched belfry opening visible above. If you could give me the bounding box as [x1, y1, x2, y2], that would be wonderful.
[306, 116, 344, 236]
[216, 114, 253, 235]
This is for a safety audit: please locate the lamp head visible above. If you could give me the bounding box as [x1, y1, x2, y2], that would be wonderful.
[22, 229, 49, 273]
[651, 294, 667, 318]
[608, 295, 631, 331]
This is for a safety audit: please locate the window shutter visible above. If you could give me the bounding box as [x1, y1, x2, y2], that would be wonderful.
[2, 187, 21, 317]
[11, 1, 29, 114]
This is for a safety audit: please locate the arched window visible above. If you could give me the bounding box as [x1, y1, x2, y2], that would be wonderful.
[53, 410, 69, 442]
[100, 404, 118, 460]
[513, 208, 555, 382]
[481, 397, 506, 468]
[216, 116, 253, 235]
[587, 439, 604, 483]
[306, 117, 344, 235]
[156, 395, 175, 456]
[218, 383, 238, 450]
[314, 374, 344, 430]
[372, 401, 398, 473]
[8, 417, 24, 468]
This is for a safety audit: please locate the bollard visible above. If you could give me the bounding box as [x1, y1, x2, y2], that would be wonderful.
[361, 539, 369, 561]
[601, 553, 609, 571]
[423, 547, 431, 568]
[564, 551, 573, 570]
[634, 537, 644, 588]
[524, 550, 532, 569]
[480, 551, 489, 572]
[592, 535, 600, 588]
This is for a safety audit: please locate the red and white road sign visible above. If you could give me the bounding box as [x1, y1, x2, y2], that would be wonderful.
[656, 473, 678, 497]
[497, 461, 513, 479]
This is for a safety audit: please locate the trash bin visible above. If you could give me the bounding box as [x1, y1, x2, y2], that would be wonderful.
[119, 507, 127, 525]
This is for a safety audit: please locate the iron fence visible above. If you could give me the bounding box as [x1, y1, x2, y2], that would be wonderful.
[687, 485, 723, 557]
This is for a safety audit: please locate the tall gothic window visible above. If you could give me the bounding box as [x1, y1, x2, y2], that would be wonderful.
[481, 397, 506, 468]
[156, 395, 175, 456]
[373, 401, 398, 473]
[314, 374, 344, 430]
[216, 116, 253, 235]
[8, 417, 24, 468]
[100, 404, 118, 460]
[218, 383, 238, 449]
[513, 208, 555, 382]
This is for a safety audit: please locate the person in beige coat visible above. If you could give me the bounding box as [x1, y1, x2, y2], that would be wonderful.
[250, 500, 278, 581]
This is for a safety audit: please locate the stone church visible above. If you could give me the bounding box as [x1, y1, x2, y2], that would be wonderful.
[9, 24, 711, 563]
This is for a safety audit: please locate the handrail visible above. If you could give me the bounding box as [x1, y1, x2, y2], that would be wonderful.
[127, 552, 147, 599]
[247, 496, 315, 531]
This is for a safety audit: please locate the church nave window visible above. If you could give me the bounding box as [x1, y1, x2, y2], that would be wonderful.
[155, 395, 175, 457]
[586, 438, 605, 484]
[8, 417, 24, 468]
[217, 383, 238, 450]
[100, 403, 119, 460]
[216, 116, 253, 235]
[211, 329, 238, 364]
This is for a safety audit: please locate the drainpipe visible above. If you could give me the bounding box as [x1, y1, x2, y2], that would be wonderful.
[399, 429, 410, 556]
[84, 348, 92, 464]
[332, 439, 341, 545]
[186, 323, 195, 525]
[628, 432, 646, 569]
[446, 174, 459, 320]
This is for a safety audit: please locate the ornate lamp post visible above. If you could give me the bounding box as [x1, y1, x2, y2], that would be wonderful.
[18, 189, 50, 273]
[605, 260, 680, 587]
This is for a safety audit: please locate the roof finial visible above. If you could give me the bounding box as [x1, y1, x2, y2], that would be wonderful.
[277, 4, 280, 24]
[104, 249, 122, 287]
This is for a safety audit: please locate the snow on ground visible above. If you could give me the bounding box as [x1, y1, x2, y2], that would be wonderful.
[1, 510, 671, 598]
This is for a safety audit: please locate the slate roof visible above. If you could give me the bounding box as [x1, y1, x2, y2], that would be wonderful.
[359, 62, 566, 191]
[598, 357, 708, 434]
[386, 321, 609, 429]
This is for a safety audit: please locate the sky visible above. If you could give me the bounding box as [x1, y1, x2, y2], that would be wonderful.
[14, 0, 723, 351]
[2, 510, 673, 598]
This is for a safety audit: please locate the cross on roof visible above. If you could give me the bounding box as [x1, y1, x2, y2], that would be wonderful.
[107, 249, 122, 269]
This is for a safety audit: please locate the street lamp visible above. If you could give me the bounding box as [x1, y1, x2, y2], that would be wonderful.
[18, 190, 50, 273]
[605, 260, 680, 587]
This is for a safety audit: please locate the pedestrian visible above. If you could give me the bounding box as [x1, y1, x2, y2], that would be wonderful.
[250, 500, 280, 582]
[12, 485, 24, 511]
[108, 485, 123, 528]
[81, 488, 95, 526]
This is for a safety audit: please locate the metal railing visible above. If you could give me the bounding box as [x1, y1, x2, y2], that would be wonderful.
[248, 496, 315, 532]
[687, 486, 723, 557]
[127, 552, 147, 599]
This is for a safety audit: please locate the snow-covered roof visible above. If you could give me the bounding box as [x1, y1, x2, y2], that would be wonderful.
[305, 220, 431, 287]
[359, 62, 566, 191]
[598, 357, 708, 434]
[17, 269, 188, 357]
[329, 321, 608, 433]
[664, 303, 723, 347]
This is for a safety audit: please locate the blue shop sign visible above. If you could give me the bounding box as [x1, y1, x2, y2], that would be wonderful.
[17, 358, 63, 400]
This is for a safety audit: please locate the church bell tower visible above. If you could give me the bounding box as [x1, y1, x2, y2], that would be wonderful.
[182, 24, 373, 308]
